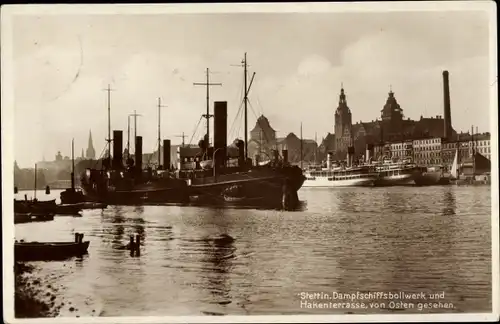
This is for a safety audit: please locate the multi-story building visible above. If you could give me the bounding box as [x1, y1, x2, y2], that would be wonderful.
[412, 137, 443, 166]
[441, 132, 491, 169]
[388, 140, 413, 160]
[470, 132, 491, 160]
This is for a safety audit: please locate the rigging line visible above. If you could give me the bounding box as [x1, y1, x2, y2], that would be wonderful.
[188, 115, 204, 146]
[234, 99, 246, 139]
[228, 71, 245, 133]
[229, 98, 245, 139]
[92, 145, 108, 169]
[228, 77, 244, 131]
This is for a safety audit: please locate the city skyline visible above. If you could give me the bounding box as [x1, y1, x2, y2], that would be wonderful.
[5, 6, 495, 168]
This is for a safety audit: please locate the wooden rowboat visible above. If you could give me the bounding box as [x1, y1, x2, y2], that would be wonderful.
[15, 233, 90, 261]
[14, 213, 54, 224]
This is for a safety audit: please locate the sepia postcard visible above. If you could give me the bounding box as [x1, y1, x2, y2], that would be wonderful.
[1, 2, 498, 323]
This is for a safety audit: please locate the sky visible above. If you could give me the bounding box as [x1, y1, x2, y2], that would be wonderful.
[6, 6, 496, 168]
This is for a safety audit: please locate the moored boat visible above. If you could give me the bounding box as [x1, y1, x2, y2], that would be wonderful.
[55, 203, 83, 215]
[303, 153, 378, 188]
[15, 233, 90, 261]
[373, 158, 422, 186]
[414, 165, 450, 186]
[14, 199, 57, 214]
[172, 54, 304, 210]
[15, 212, 54, 224]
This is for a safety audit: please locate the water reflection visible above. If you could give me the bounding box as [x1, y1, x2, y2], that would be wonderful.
[442, 189, 456, 216]
[201, 209, 234, 307]
[13, 187, 492, 316]
[108, 207, 125, 248]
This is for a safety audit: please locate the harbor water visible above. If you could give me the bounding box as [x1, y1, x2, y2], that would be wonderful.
[13, 186, 492, 316]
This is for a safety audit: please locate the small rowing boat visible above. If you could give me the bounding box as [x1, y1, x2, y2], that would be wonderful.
[15, 233, 90, 261]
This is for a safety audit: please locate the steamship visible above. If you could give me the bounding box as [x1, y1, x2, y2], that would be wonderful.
[373, 158, 422, 186]
[80, 53, 305, 210]
[172, 53, 305, 210]
[79, 96, 190, 205]
[303, 152, 378, 187]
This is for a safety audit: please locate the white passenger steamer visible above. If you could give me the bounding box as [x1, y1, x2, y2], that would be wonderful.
[303, 152, 378, 187]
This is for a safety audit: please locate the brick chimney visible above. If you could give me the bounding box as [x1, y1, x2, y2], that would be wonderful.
[443, 71, 452, 139]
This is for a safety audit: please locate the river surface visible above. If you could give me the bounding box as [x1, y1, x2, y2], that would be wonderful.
[13, 186, 492, 316]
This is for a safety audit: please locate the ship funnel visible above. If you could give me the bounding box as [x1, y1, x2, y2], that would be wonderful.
[112, 130, 123, 169]
[214, 101, 227, 170]
[282, 149, 289, 164]
[443, 70, 452, 140]
[347, 146, 355, 167]
[365, 143, 374, 163]
[163, 139, 171, 170]
[327, 152, 333, 169]
[135, 136, 143, 173]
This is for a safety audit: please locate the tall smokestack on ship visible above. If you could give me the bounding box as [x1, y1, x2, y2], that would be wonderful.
[213, 101, 228, 169]
[443, 70, 452, 140]
[163, 139, 171, 170]
[347, 146, 355, 167]
[135, 136, 143, 173]
[112, 130, 123, 169]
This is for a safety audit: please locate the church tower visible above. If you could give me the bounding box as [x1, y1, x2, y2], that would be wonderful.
[86, 130, 96, 159]
[334, 86, 352, 159]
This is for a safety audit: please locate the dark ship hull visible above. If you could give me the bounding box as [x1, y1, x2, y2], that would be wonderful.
[413, 169, 451, 186]
[80, 170, 190, 205]
[186, 166, 305, 210]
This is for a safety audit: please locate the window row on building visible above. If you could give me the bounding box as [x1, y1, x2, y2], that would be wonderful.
[373, 134, 491, 166]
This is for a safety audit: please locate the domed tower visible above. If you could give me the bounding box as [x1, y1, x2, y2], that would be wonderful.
[381, 87, 404, 122]
[334, 86, 352, 159]
[380, 87, 404, 141]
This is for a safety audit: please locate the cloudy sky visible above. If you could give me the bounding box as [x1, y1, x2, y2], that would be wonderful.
[6, 4, 496, 167]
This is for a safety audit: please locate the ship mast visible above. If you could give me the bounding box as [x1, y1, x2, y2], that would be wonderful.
[314, 131, 317, 165]
[103, 84, 114, 162]
[471, 125, 476, 176]
[71, 138, 75, 190]
[300, 122, 303, 169]
[244, 54, 248, 160]
[194, 68, 222, 149]
[34, 163, 37, 200]
[130, 110, 142, 155]
[232, 53, 255, 161]
[157, 98, 167, 168]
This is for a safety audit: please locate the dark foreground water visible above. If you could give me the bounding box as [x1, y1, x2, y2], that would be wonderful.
[14, 186, 492, 316]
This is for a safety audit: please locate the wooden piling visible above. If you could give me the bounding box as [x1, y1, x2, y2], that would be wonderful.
[135, 234, 141, 256]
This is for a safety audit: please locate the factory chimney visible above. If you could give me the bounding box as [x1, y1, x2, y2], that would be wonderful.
[443, 70, 452, 140]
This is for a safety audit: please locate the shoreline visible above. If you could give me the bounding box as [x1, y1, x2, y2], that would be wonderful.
[14, 262, 61, 318]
